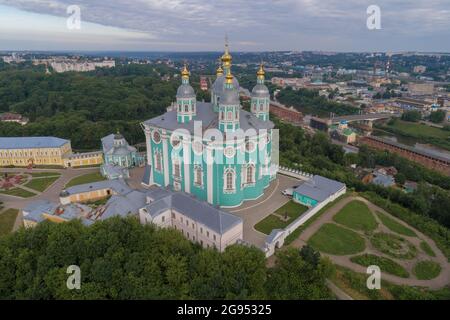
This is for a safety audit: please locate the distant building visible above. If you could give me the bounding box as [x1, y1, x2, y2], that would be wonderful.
[394, 97, 433, 114]
[0, 112, 29, 125]
[408, 83, 434, 95]
[200, 76, 208, 91]
[310, 117, 332, 132]
[330, 122, 357, 144]
[0, 136, 103, 168]
[413, 65, 427, 74]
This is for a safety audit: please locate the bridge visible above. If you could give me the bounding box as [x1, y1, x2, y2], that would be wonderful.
[330, 113, 400, 124]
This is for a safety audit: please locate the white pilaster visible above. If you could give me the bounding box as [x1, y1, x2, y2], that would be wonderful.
[162, 131, 170, 187]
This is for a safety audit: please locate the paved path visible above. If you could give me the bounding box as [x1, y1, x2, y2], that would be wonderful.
[228, 174, 300, 248]
[290, 195, 450, 290]
[0, 167, 99, 210]
[326, 280, 353, 300]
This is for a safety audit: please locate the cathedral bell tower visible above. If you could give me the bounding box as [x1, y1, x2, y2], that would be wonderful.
[176, 64, 196, 124]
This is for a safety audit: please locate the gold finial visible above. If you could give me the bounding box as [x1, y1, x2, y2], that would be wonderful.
[221, 35, 232, 66]
[216, 65, 224, 76]
[257, 63, 265, 78]
[225, 68, 234, 85]
[181, 63, 190, 79]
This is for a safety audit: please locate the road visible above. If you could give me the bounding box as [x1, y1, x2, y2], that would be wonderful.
[0, 167, 100, 210]
[228, 174, 300, 248]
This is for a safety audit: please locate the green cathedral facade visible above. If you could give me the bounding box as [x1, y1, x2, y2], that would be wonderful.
[142, 45, 276, 208]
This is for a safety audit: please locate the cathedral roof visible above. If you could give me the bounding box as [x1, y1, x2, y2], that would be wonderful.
[220, 86, 240, 105]
[251, 83, 270, 98]
[143, 102, 273, 136]
[176, 83, 195, 99]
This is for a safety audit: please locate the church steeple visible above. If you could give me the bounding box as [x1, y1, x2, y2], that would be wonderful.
[221, 35, 232, 74]
[219, 67, 240, 132]
[176, 64, 196, 123]
[251, 63, 270, 121]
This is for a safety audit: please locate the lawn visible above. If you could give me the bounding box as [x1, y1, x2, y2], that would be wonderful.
[24, 176, 60, 192]
[254, 201, 308, 235]
[375, 211, 416, 237]
[30, 172, 61, 177]
[420, 241, 436, 257]
[387, 120, 449, 140]
[333, 201, 378, 232]
[350, 254, 409, 278]
[308, 223, 366, 255]
[371, 232, 417, 260]
[65, 172, 106, 188]
[413, 261, 442, 280]
[0, 209, 19, 236]
[0, 188, 36, 198]
[283, 193, 349, 246]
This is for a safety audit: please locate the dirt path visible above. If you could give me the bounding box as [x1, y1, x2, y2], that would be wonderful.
[290, 195, 450, 290]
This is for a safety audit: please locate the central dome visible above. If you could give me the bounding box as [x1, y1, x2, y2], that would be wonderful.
[177, 83, 195, 98]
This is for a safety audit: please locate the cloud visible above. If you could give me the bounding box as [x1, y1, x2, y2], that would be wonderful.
[0, 0, 449, 51]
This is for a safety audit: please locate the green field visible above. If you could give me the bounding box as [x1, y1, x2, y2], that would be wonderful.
[30, 172, 61, 177]
[371, 232, 417, 260]
[413, 261, 442, 280]
[254, 201, 308, 235]
[375, 211, 416, 237]
[420, 241, 436, 257]
[308, 223, 366, 255]
[65, 172, 106, 188]
[350, 254, 409, 278]
[24, 176, 60, 192]
[0, 188, 36, 198]
[383, 120, 450, 151]
[333, 201, 378, 232]
[0, 209, 19, 236]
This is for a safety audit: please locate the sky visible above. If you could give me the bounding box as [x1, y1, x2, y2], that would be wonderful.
[0, 0, 449, 52]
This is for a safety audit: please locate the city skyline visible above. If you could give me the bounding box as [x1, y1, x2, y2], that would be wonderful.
[0, 0, 449, 52]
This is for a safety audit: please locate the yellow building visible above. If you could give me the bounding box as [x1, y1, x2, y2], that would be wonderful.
[0, 136, 103, 168]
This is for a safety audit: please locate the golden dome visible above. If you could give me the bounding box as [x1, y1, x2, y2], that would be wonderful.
[257, 63, 265, 78]
[225, 69, 234, 85]
[181, 64, 190, 79]
[221, 36, 232, 66]
[216, 65, 224, 76]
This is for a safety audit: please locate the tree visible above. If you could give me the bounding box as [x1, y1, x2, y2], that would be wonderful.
[401, 110, 421, 122]
[429, 110, 446, 124]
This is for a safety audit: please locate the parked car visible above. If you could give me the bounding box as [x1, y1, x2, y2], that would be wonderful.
[282, 188, 294, 197]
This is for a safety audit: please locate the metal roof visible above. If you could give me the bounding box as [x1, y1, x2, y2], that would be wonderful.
[294, 175, 346, 202]
[0, 136, 69, 149]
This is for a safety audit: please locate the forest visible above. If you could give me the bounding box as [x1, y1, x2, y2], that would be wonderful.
[0, 217, 333, 300]
[276, 87, 359, 117]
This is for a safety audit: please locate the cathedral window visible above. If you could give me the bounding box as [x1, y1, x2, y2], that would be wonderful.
[224, 168, 236, 192]
[173, 158, 181, 178]
[194, 165, 203, 186]
[246, 164, 255, 184]
[227, 111, 233, 121]
[184, 105, 189, 112]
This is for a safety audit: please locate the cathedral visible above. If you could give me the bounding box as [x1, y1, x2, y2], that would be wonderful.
[142, 42, 276, 207]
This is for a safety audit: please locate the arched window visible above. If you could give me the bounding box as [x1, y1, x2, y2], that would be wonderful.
[260, 103, 264, 111]
[227, 111, 233, 120]
[184, 105, 189, 112]
[173, 158, 181, 178]
[194, 165, 203, 186]
[224, 168, 235, 191]
[246, 164, 255, 184]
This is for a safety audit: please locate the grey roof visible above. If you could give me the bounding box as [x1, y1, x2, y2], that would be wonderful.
[100, 190, 148, 220]
[144, 190, 242, 234]
[251, 84, 270, 98]
[265, 229, 284, 245]
[143, 102, 274, 135]
[220, 86, 240, 105]
[213, 75, 240, 94]
[102, 133, 136, 155]
[63, 179, 132, 196]
[0, 136, 69, 149]
[23, 200, 59, 223]
[177, 83, 195, 99]
[372, 174, 395, 187]
[294, 175, 346, 202]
